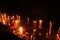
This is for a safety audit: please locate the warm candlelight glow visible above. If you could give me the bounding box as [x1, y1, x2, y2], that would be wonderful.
[18, 27, 24, 35]
[33, 20, 37, 27]
[13, 20, 20, 29]
[15, 20, 19, 24]
[57, 34, 59, 37]
[2, 19, 6, 25]
[33, 21, 37, 24]
[33, 29, 36, 32]
[49, 21, 52, 35]
[31, 35, 33, 40]
[39, 33, 42, 35]
[33, 29, 36, 35]
[0, 13, 59, 40]
[39, 19, 42, 29]
[4, 13, 6, 16]
[46, 32, 49, 38]
[27, 17, 29, 24]
[56, 34, 60, 40]
[39, 20, 42, 23]
[11, 15, 14, 20]
[49, 21, 52, 28]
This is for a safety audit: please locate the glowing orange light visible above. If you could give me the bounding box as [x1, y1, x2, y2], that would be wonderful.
[31, 35, 33, 38]
[50, 21, 52, 27]
[2, 19, 6, 25]
[33, 29, 36, 32]
[57, 34, 59, 37]
[13, 30, 16, 34]
[39, 20, 42, 29]
[39, 33, 42, 35]
[15, 20, 19, 24]
[33, 21, 37, 24]
[31, 35, 33, 40]
[15, 20, 20, 26]
[8, 23, 10, 26]
[57, 34, 60, 40]
[4, 13, 6, 16]
[16, 15, 19, 19]
[33, 21, 37, 27]
[49, 21, 52, 35]
[0, 18, 1, 22]
[11, 15, 14, 19]
[39, 20, 42, 23]
[18, 27, 23, 35]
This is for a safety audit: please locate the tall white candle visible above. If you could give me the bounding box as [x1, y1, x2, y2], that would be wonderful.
[49, 21, 52, 35]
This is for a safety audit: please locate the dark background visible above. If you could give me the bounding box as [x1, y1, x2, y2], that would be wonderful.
[0, 0, 60, 30]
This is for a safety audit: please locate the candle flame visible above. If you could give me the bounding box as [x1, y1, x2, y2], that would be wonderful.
[39, 20, 42, 23]
[2, 19, 6, 25]
[18, 27, 23, 35]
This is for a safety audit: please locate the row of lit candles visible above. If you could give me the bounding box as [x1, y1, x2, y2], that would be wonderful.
[0, 13, 20, 25]
[0, 13, 23, 35]
[0, 13, 60, 40]
[0, 13, 29, 39]
[0, 14, 52, 39]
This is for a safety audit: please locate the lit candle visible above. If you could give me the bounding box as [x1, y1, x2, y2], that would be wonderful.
[13, 30, 16, 34]
[12, 20, 15, 24]
[14, 20, 20, 28]
[18, 16, 20, 20]
[33, 20, 37, 28]
[39, 20, 42, 29]
[33, 29, 36, 32]
[56, 34, 59, 40]
[49, 21, 52, 35]
[7, 16, 10, 24]
[8, 23, 10, 26]
[3, 13, 6, 18]
[46, 32, 49, 38]
[18, 27, 23, 35]
[27, 17, 29, 24]
[18, 16, 21, 26]
[33, 29, 36, 36]
[11, 15, 14, 20]
[1, 14, 3, 17]
[2, 19, 6, 25]
[39, 33, 42, 35]
[31, 35, 33, 40]
[7, 16, 10, 21]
